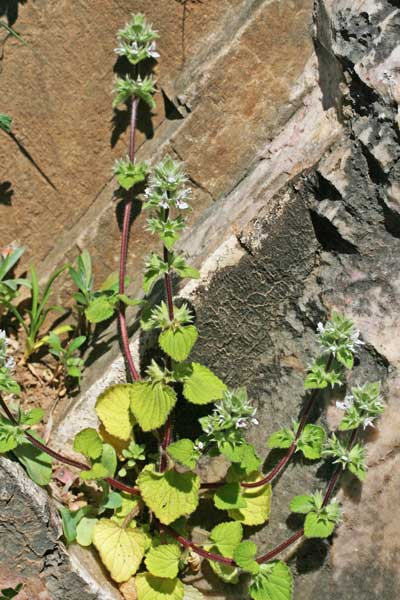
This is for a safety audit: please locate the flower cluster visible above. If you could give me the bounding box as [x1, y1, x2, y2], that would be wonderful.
[197, 388, 258, 450]
[317, 312, 364, 369]
[114, 13, 159, 65]
[337, 382, 384, 430]
[143, 156, 192, 211]
[323, 433, 367, 480]
[113, 75, 156, 109]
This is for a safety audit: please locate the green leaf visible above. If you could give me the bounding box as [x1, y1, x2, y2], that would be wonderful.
[95, 384, 134, 441]
[0, 114, 12, 133]
[80, 462, 109, 481]
[58, 506, 88, 544]
[182, 363, 227, 405]
[233, 541, 260, 575]
[266, 427, 295, 450]
[289, 494, 315, 514]
[297, 424, 326, 460]
[304, 512, 336, 538]
[101, 443, 117, 477]
[138, 464, 200, 525]
[85, 296, 115, 323]
[208, 554, 239, 584]
[102, 491, 123, 510]
[114, 159, 148, 191]
[249, 561, 293, 600]
[135, 573, 184, 600]
[220, 441, 261, 475]
[228, 475, 272, 526]
[20, 408, 44, 426]
[73, 428, 103, 460]
[129, 381, 177, 432]
[0, 583, 23, 599]
[336, 346, 354, 369]
[0, 432, 18, 453]
[214, 482, 247, 511]
[167, 439, 200, 469]
[76, 517, 98, 546]
[12, 436, 52, 486]
[93, 519, 146, 582]
[145, 543, 181, 579]
[159, 325, 198, 362]
[209, 521, 243, 558]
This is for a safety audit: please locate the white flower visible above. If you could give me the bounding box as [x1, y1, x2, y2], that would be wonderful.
[176, 199, 189, 210]
[236, 418, 247, 429]
[147, 41, 159, 59]
[251, 417, 259, 426]
[0, 330, 6, 341]
[336, 396, 353, 411]
[317, 322, 325, 334]
[363, 416, 376, 429]
[5, 356, 15, 371]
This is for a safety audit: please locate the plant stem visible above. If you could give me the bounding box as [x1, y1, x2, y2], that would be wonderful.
[160, 207, 175, 471]
[0, 395, 140, 496]
[118, 95, 140, 382]
[199, 353, 336, 491]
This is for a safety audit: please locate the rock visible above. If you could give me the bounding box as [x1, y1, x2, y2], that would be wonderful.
[0, 456, 121, 599]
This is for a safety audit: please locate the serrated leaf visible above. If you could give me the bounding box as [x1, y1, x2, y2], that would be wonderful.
[20, 408, 45, 426]
[92, 519, 146, 582]
[130, 381, 177, 432]
[13, 435, 52, 486]
[297, 424, 326, 460]
[266, 427, 294, 450]
[85, 295, 115, 323]
[233, 541, 260, 575]
[182, 363, 226, 405]
[138, 464, 199, 525]
[249, 561, 293, 600]
[228, 475, 272, 526]
[289, 494, 314, 514]
[95, 384, 134, 441]
[208, 552, 239, 584]
[220, 441, 261, 475]
[76, 517, 97, 546]
[304, 512, 336, 538]
[73, 428, 103, 459]
[145, 544, 181, 579]
[135, 573, 184, 600]
[214, 482, 247, 511]
[209, 521, 243, 558]
[159, 325, 198, 362]
[167, 439, 200, 469]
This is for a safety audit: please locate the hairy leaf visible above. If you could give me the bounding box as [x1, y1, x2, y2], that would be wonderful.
[135, 572, 184, 600]
[209, 521, 243, 558]
[182, 363, 227, 405]
[159, 325, 198, 362]
[73, 428, 103, 460]
[130, 381, 177, 432]
[145, 543, 181, 579]
[249, 561, 293, 600]
[95, 384, 133, 441]
[233, 541, 260, 575]
[167, 439, 200, 469]
[228, 475, 272, 526]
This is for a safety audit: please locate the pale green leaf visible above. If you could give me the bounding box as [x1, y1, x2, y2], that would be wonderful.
[207, 551, 239, 584]
[73, 428, 103, 460]
[209, 521, 243, 558]
[135, 573, 184, 600]
[167, 439, 200, 469]
[182, 363, 227, 405]
[130, 381, 177, 432]
[92, 519, 146, 582]
[80, 462, 109, 481]
[138, 464, 200, 525]
[233, 541, 260, 575]
[145, 544, 181, 579]
[304, 512, 336, 538]
[289, 494, 315, 515]
[159, 325, 198, 362]
[228, 475, 272, 526]
[214, 482, 247, 511]
[13, 436, 52, 486]
[76, 517, 98, 546]
[85, 296, 115, 323]
[95, 384, 134, 441]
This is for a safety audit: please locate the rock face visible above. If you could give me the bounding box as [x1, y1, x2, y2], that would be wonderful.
[1, 0, 400, 598]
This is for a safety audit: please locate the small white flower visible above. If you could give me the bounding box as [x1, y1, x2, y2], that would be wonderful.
[176, 199, 189, 210]
[236, 418, 247, 429]
[317, 322, 325, 334]
[147, 41, 159, 59]
[5, 356, 15, 371]
[0, 330, 6, 341]
[363, 416, 376, 429]
[336, 396, 353, 411]
[251, 418, 259, 426]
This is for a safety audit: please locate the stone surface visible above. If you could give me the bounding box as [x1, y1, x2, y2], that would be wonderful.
[1, 0, 400, 598]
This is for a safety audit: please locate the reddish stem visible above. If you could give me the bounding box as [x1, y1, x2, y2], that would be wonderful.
[118, 95, 140, 382]
[0, 396, 140, 496]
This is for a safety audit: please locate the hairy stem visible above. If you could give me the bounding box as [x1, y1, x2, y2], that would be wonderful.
[0, 395, 140, 496]
[239, 353, 335, 490]
[160, 207, 175, 471]
[118, 95, 140, 382]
